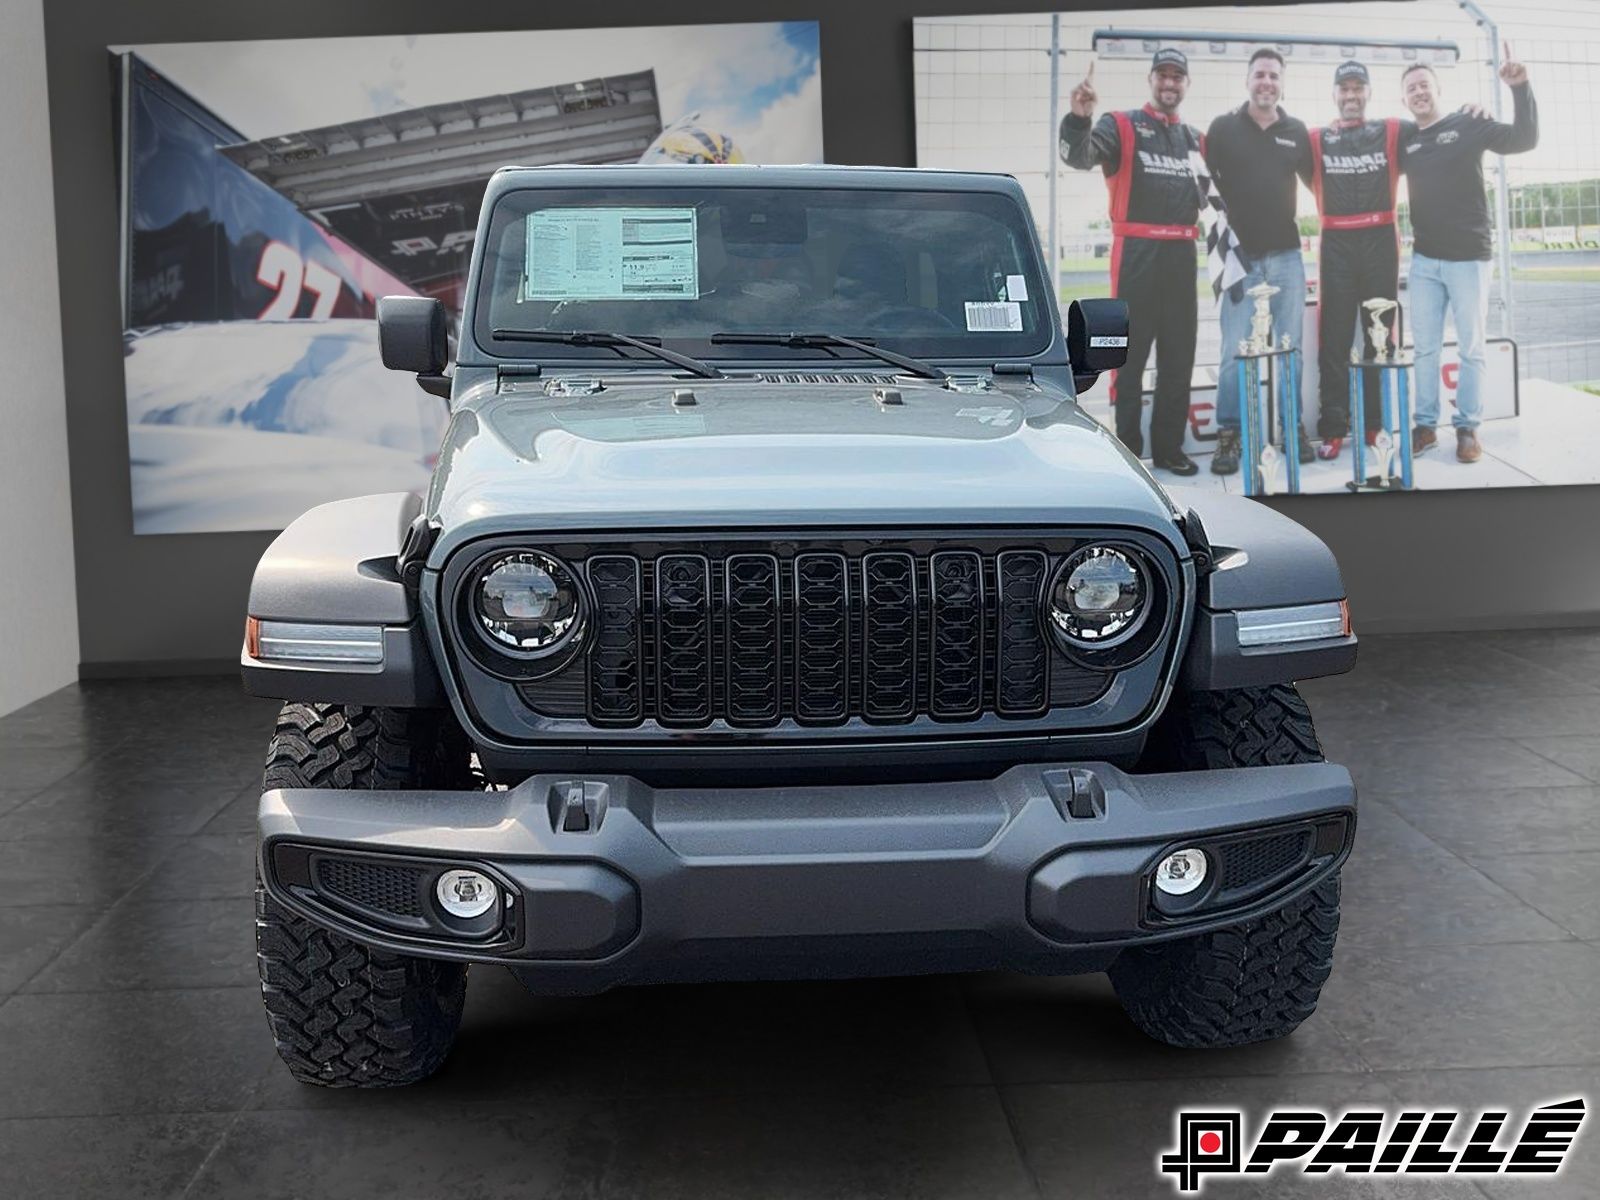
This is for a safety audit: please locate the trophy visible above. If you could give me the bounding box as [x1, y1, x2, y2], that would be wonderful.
[1344, 296, 1415, 492]
[1259, 443, 1286, 496]
[1363, 297, 1399, 362]
[1371, 428, 1396, 483]
[1246, 282, 1279, 355]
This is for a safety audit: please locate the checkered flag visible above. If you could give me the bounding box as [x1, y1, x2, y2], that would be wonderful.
[1189, 148, 1251, 304]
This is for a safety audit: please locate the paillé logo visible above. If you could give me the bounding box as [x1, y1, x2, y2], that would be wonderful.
[1159, 1099, 1586, 1193]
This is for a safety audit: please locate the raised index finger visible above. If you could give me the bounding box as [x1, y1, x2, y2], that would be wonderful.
[1086, 59, 1096, 81]
[1503, 39, 1513, 62]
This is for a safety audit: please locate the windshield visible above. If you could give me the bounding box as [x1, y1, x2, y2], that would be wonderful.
[472, 184, 1053, 362]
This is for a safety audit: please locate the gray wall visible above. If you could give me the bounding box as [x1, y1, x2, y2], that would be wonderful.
[43, 0, 1600, 674]
[2, 0, 80, 714]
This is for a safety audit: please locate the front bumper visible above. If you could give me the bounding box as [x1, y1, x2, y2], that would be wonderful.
[258, 761, 1355, 993]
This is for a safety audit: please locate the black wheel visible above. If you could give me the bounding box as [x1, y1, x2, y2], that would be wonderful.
[256, 703, 471, 1087]
[1112, 684, 1341, 1048]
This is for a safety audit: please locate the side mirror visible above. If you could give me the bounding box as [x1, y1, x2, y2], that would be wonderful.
[378, 295, 450, 398]
[1066, 297, 1129, 393]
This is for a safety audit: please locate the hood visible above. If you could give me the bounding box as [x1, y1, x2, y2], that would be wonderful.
[426, 375, 1178, 559]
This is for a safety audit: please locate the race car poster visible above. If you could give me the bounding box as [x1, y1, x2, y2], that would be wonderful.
[112, 22, 823, 533]
[916, 2, 1600, 496]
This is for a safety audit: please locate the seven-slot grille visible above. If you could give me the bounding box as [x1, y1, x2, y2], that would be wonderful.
[568, 544, 1108, 729]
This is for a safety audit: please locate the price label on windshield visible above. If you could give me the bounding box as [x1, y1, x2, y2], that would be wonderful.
[524, 207, 698, 301]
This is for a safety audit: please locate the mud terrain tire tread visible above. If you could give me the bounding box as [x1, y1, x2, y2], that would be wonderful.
[1113, 684, 1340, 1048]
[257, 703, 469, 1087]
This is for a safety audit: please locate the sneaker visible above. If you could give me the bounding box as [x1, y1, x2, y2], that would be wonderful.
[1295, 428, 1316, 463]
[1456, 428, 1482, 463]
[1316, 436, 1344, 462]
[1412, 425, 1438, 453]
[1153, 451, 1199, 477]
[1211, 429, 1241, 475]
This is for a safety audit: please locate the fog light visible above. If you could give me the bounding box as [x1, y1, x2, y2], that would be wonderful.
[1155, 849, 1208, 896]
[435, 869, 498, 919]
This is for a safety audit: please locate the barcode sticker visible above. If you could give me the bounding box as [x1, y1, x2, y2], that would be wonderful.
[965, 301, 1022, 332]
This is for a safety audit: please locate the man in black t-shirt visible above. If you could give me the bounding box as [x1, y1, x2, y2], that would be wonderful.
[1400, 49, 1537, 463]
[1204, 47, 1316, 476]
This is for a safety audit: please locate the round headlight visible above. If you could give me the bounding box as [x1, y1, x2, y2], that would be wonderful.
[474, 551, 582, 654]
[1049, 546, 1149, 648]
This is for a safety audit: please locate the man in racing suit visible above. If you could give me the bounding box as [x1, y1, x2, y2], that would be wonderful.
[1060, 48, 1202, 476]
[1309, 61, 1404, 459]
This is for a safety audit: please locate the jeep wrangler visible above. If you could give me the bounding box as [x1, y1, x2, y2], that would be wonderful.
[243, 164, 1357, 1087]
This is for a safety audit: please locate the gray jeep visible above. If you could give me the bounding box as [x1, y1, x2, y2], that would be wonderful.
[243, 164, 1357, 1088]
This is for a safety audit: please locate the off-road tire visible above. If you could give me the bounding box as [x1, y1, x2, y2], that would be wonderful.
[1112, 684, 1341, 1048]
[256, 703, 471, 1087]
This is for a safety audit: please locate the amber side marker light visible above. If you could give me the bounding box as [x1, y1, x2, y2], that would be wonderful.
[244, 616, 261, 659]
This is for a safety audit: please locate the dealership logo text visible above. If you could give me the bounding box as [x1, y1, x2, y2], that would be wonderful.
[1160, 1099, 1586, 1193]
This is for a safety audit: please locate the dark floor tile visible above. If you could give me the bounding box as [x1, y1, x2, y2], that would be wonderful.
[0, 836, 173, 907]
[1472, 853, 1600, 941]
[133, 834, 258, 902]
[50, 739, 265, 788]
[0, 742, 97, 792]
[1003, 1074, 1454, 1198]
[250, 964, 628, 1111]
[186, 1102, 613, 1200]
[1345, 737, 1592, 797]
[0, 987, 277, 1117]
[0, 906, 102, 995]
[1347, 637, 1599, 697]
[0, 1113, 232, 1200]
[602, 1087, 1035, 1200]
[1390, 690, 1600, 740]
[0, 788, 34, 819]
[611, 974, 992, 1096]
[1374, 1066, 1599, 1200]
[1318, 942, 1600, 1072]
[1480, 629, 1600, 685]
[1308, 681, 1458, 751]
[0, 777, 242, 839]
[25, 896, 256, 993]
[1514, 736, 1600, 785]
[1339, 805, 1570, 949]
[962, 969, 1368, 1084]
[1379, 785, 1600, 858]
[199, 784, 264, 836]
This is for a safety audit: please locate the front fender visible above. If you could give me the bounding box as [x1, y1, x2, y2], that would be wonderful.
[241, 492, 444, 707]
[1169, 489, 1357, 691]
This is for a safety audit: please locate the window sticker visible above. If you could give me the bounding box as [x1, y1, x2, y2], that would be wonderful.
[1005, 274, 1030, 303]
[524, 207, 698, 301]
[965, 301, 1023, 332]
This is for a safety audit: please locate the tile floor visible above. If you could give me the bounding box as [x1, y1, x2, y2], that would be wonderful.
[2, 630, 1598, 1197]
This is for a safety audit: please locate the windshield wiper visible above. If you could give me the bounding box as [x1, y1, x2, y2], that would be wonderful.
[490, 329, 723, 379]
[709, 332, 946, 380]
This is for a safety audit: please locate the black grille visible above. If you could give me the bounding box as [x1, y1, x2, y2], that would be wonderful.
[1220, 831, 1312, 892]
[656, 555, 712, 724]
[316, 858, 425, 918]
[929, 552, 983, 718]
[588, 556, 642, 722]
[726, 555, 781, 724]
[795, 553, 850, 722]
[995, 551, 1050, 716]
[862, 552, 917, 720]
[547, 542, 1115, 730]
